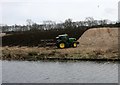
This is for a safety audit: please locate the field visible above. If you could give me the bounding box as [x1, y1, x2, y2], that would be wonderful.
[2, 27, 88, 46]
[1, 27, 119, 61]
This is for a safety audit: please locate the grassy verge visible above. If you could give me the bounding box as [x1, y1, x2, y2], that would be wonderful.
[1, 46, 119, 61]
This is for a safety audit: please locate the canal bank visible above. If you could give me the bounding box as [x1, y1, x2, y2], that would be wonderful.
[1, 46, 119, 61]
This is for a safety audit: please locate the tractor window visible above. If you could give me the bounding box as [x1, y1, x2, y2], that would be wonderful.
[60, 36, 69, 41]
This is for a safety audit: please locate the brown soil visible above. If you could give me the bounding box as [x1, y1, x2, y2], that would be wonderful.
[1, 27, 119, 61]
[78, 27, 118, 54]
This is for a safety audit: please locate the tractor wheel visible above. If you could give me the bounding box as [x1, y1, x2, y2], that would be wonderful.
[73, 42, 77, 48]
[59, 42, 65, 49]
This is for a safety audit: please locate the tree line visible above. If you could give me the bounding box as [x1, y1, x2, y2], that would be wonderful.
[1, 17, 120, 33]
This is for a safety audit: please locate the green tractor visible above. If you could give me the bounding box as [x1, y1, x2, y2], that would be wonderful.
[56, 34, 79, 49]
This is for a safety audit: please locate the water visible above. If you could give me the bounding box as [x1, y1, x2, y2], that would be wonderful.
[2, 61, 118, 83]
[0, 61, 2, 84]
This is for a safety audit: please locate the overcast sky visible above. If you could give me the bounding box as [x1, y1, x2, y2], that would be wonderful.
[0, 0, 120, 25]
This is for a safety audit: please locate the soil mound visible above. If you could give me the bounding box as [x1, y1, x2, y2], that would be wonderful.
[78, 28, 118, 51]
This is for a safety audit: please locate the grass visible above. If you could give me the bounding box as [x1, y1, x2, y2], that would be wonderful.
[1, 46, 119, 61]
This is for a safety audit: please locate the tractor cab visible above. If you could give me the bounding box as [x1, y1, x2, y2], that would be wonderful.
[56, 34, 69, 41]
[56, 34, 79, 49]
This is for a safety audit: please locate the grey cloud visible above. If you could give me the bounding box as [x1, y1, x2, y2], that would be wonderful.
[104, 8, 116, 15]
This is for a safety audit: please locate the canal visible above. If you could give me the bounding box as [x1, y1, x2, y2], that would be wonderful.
[2, 61, 119, 83]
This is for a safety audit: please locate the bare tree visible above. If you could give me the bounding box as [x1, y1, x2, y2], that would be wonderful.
[98, 20, 108, 25]
[26, 19, 33, 31]
[85, 17, 94, 26]
[43, 20, 56, 30]
[64, 18, 73, 28]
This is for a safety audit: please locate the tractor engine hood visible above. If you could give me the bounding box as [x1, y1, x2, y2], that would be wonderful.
[69, 38, 76, 42]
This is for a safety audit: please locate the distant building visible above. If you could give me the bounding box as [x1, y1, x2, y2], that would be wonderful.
[118, 1, 120, 22]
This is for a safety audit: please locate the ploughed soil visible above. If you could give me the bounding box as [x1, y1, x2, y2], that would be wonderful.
[1, 27, 119, 61]
[2, 28, 87, 46]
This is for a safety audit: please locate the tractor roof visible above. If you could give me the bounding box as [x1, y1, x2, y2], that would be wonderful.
[58, 34, 68, 37]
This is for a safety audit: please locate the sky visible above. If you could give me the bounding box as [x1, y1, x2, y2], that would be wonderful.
[0, 0, 120, 25]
